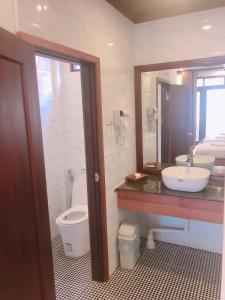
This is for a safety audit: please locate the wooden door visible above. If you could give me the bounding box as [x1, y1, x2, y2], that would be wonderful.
[160, 82, 170, 162]
[0, 28, 55, 300]
[169, 84, 193, 163]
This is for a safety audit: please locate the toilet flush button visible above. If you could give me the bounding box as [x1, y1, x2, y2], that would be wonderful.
[95, 173, 100, 182]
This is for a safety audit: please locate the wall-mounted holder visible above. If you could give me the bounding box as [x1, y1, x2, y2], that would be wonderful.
[107, 110, 129, 149]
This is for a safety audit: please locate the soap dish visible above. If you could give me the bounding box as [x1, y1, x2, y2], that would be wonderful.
[125, 173, 148, 183]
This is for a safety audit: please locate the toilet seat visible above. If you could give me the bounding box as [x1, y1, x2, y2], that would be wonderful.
[56, 205, 88, 226]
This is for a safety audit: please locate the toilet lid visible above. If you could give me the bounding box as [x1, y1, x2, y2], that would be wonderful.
[56, 205, 88, 225]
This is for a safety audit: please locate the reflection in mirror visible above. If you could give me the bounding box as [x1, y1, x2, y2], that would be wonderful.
[141, 66, 225, 169]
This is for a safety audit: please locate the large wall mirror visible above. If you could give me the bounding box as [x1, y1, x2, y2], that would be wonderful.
[135, 57, 225, 173]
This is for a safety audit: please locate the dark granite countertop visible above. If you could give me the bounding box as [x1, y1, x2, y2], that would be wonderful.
[116, 174, 224, 202]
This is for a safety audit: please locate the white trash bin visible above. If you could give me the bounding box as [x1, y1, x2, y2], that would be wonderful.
[118, 222, 140, 270]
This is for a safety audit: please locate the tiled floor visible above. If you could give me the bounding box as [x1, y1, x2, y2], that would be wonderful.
[53, 237, 222, 300]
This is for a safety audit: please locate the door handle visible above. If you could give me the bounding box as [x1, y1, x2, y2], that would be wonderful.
[95, 173, 100, 182]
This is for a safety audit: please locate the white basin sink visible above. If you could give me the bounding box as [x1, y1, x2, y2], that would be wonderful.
[175, 155, 215, 170]
[161, 166, 210, 192]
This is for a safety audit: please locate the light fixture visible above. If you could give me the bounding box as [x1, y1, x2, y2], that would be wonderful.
[202, 25, 212, 30]
[37, 4, 42, 11]
[37, 4, 47, 12]
[176, 71, 183, 85]
[107, 42, 115, 47]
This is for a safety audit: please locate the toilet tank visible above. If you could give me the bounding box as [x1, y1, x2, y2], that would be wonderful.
[72, 173, 88, 206]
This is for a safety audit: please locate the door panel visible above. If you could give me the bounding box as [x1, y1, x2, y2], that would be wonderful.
[160, 82, 170, 162]
[169, 84, 193, 163]
[0, 28, 55, 300]
[0, 57, 43, 300]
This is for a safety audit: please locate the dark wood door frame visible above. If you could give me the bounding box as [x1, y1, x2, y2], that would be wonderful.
[135, 55, 225, 173]
[198, 88, 207, 141]
[17, 32, 109, 282]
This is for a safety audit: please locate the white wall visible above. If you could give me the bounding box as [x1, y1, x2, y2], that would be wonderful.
[16, 0, 137, 275]
[139, 213, 223, 253]
[36, 56, 86, 239]
[0, 0, 17, 32]
[134, 8, 225, 254]
[134, 7, 225, 65]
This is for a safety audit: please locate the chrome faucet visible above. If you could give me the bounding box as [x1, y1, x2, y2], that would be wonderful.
[186, 145, 195, 167]
[186, 153, 193, 167]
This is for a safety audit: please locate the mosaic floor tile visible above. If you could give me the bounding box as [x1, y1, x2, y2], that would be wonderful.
[52, 237, 221, 300]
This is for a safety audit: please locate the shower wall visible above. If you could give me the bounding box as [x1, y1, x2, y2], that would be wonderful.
[36, 56, 85, 238]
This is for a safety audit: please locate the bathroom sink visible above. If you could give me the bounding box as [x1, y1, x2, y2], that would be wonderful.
[175, 155, 215, 170]
[161, 166, 210, 192]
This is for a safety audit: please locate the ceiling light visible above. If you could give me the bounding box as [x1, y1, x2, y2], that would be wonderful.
[107, 42, 115, 47]
[37, 4, 47, 12]
[37, 4, 42, 11]
[202, 25, 212, 30]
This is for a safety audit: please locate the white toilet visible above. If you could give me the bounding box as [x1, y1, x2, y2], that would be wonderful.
[56, 173, 90, 257]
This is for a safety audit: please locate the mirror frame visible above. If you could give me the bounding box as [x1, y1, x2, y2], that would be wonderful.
[135, 55, 225, 174]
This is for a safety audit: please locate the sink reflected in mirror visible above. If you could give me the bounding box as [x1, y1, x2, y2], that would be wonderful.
[161, 166, 210, 192]
[175, 155, 215, 170]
